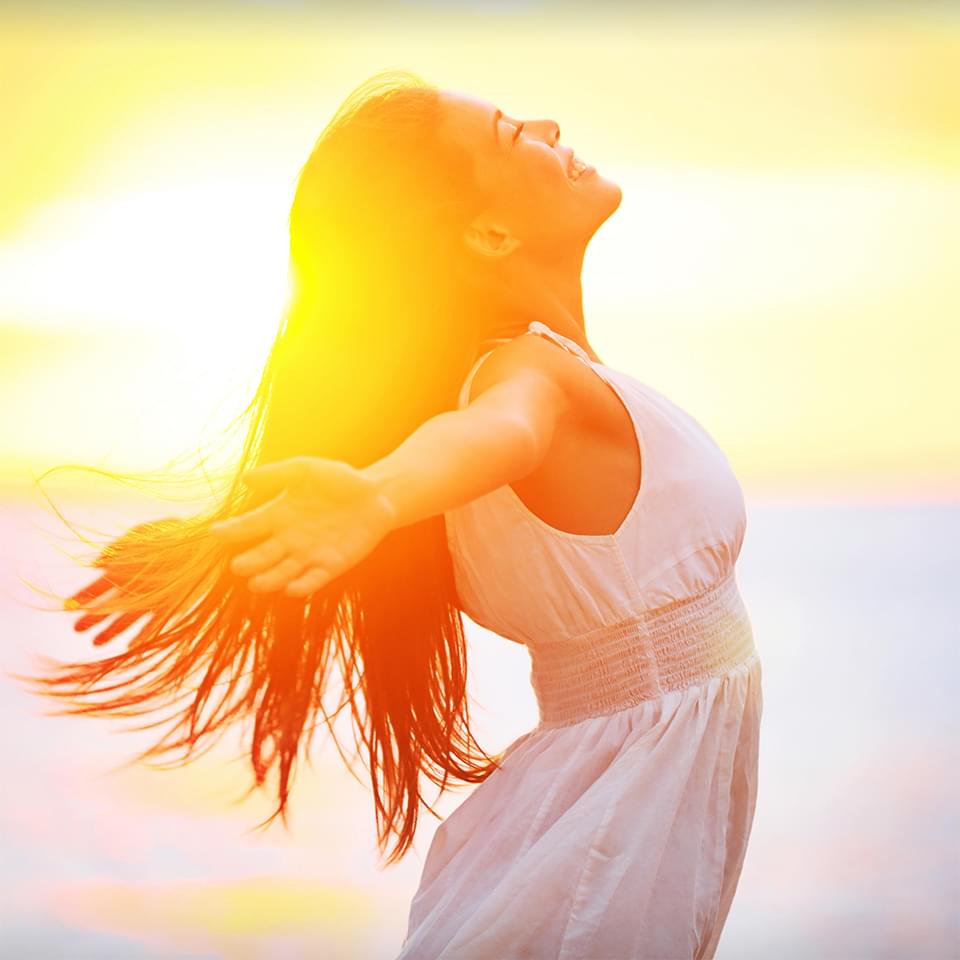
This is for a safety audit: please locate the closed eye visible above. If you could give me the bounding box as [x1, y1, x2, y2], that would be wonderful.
[512, 121, 524, 144]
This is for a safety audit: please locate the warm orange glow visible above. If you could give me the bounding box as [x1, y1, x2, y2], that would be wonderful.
[0, 8, 956, 959]
[0, 9, 957, 503]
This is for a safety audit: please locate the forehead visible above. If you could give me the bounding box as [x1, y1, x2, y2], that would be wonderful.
[437, 90, 499, 147]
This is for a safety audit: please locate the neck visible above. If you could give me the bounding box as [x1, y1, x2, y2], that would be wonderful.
[476, 245, 599, 360]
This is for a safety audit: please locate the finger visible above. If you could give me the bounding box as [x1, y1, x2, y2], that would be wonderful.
[284, 567, 332, 598]
[230, 537, 287, 577]
[91, 611, 144, 646]
[247, 556, 306, 594]
[73, 584, 118, 631]
[74, 612, 111, 632]
[209, 497, 282, 543]
[65, 576, 115, 609]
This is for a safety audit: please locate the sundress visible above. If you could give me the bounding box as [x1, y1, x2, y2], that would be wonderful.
[396, 319, 763, 960]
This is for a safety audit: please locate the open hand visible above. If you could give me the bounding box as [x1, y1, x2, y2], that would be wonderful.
[65, 517, 180, 646]
[210, 456, 397, 598]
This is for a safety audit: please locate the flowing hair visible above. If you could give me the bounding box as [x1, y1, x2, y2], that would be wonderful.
[15, 69, 508, 866]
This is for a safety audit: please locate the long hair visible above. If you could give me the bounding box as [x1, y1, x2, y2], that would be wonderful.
[17, 69, 507, 866]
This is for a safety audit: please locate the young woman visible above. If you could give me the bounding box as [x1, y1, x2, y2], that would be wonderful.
[30, 69, 763, 958]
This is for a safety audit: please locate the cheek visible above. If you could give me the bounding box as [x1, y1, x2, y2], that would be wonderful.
[497, 152, 578, 236]
[534, 150, 570, 190]
[524, 153, 573, 210]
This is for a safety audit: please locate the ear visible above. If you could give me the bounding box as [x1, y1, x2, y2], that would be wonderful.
[463, 221, 521, 259]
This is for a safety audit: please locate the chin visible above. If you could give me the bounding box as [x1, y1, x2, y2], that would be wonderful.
[588, 177, 623, 228]
[598, 172, 622, 201]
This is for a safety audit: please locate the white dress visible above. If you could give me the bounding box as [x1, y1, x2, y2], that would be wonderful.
[397, 320, 763, 960]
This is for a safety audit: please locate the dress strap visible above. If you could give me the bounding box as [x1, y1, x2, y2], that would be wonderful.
[456, 338, 512, 409]
[458, 321, 597, 409]
[525, 320, 594, 367]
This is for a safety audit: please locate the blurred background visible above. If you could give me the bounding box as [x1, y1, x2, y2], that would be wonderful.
[1, 2, 957, 958]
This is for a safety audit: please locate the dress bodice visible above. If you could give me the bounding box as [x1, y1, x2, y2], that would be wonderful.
[443, 320, 755, 725]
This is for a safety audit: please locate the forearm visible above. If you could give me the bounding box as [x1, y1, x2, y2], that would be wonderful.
[365, 407, 538, 530]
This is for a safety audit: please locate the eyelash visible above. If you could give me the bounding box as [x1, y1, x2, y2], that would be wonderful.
[511, 121, 523, 144]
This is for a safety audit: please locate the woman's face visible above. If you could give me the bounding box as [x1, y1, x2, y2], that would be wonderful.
[436, 89, 622, 262]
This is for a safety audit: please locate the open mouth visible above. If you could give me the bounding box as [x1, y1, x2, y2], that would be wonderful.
[567, 156, 593, 181]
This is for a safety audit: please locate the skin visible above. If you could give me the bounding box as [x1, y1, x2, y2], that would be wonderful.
[435, 90, 623, 356]
[206, 93, 635, 596]
[69, 88, 635, 615]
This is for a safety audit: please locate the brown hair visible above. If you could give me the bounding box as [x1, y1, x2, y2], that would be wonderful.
[17, 69, 506, 866]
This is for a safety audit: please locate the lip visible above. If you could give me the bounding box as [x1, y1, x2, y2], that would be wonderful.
[561, 146, 595, 183]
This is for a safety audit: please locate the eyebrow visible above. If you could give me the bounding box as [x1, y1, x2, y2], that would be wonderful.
[492, 108, 502, 145]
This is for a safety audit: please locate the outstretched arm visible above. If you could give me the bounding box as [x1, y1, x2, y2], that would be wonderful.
[211, 349, 574, 597]
[370, 364, 570, 528]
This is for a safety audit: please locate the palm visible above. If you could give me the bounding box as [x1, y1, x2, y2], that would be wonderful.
[211, 456, 395, 597]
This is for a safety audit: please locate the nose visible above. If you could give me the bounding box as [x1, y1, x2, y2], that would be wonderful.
[527, 119, 561, 147]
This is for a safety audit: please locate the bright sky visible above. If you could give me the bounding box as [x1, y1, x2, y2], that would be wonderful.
[0, 5, 957, 502]
[1, 9, 957, 957]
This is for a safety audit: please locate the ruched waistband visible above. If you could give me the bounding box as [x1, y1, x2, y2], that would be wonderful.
[528, 570, 757, 727]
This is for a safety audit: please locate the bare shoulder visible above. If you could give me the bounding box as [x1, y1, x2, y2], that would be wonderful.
[466, 331, 590, 415]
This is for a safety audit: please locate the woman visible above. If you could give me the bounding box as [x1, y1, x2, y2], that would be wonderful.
[27, 69, 762, 958]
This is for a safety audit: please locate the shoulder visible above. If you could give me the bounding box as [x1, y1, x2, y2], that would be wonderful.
[466, 330, 590, 412]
